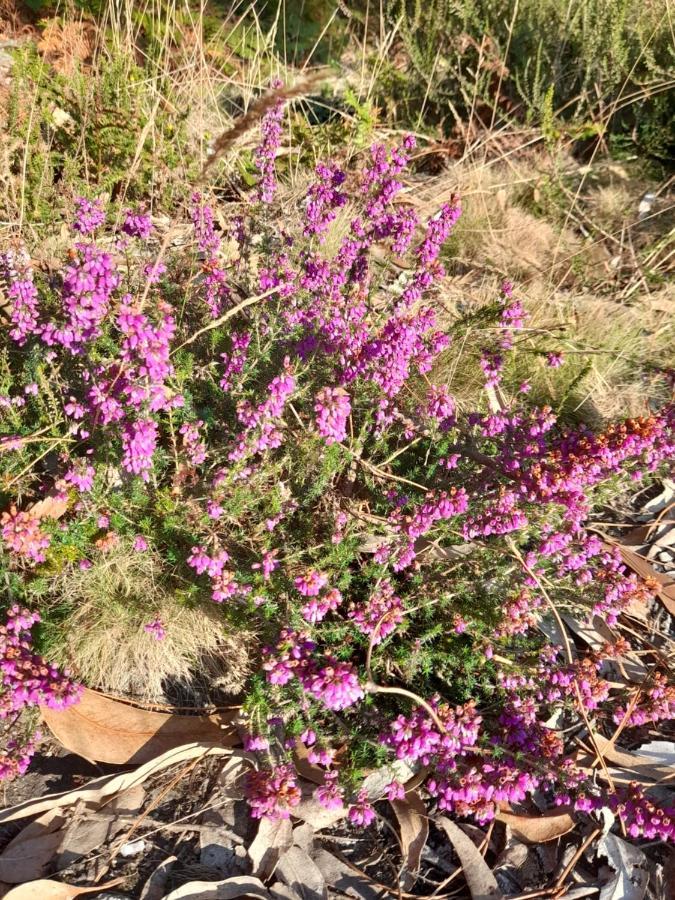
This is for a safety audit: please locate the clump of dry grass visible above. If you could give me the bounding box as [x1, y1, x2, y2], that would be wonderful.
[49, 540, 252, 704]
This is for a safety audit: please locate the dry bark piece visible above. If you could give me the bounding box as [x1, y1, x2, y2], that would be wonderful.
[495, 808, 576, 843]
[0, 743, 235, 825]
[436, 816, 503, 900]
[390, 791, 429, 887]
[41, 686, 238, 764]
[249, 818, 293, 881]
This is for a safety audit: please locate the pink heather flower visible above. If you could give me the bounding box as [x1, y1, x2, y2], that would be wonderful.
[0, 606, 80, 721]
[294, 569, 328, 597]
[349, 580, 404, 644]
[303, 659, 364, 711]
[304, 163, 348, 239]
[315, 771, 345, 811]
[220, 331, 251, 392]
[1, 508, 51, 564]
[302, 588, 343, 624]
[1, 248, 41, 345]
[207, 500, 224, 520]
[143, 618, 166, 640]
[308, 746, 336, 767]
[300, 728, 316, 746]
[348, 789, 376, 827]
[314, 387, 351, 445]
[0, 734, 40, 782]
[245, 765, 301, 819]
[122, 419, 158, 480]
[144, 261, 166, 283]
[453, 615, 467, 635]
[244, 734, 270, 751]
[546, 351, 564, 368]
[64, 463, 95, 493]
[179, 420, 207, 466]
[72, 196, 105, 234]
[97, 514, 109, 529]
[133, 535, 149, 552]
[254, 97, 285, 203]
[425, 384, 456, 424]
[386, 780, 405, 802]
[122, 209, 153, 240]
[262, 629, 316, 686]
[252, 549, 280, 581]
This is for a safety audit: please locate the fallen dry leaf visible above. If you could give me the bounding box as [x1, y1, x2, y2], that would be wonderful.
[139, 855, 177, 900]
[597, 833, 649, 900]
[29, 491, 69, 521]
[312, 850, 381, 900]
[436, 816, 503, 900]
[495, 808, 576, 843]
[0, 743, 235, 825]
[41, 686, 238, 764]
[0, 809, 68, 883]
[163, 875, 270, 899]
[55, 786, 145, 869]
[275, 846, 327, 900]
[249, 818, 293, 881]
[3, 878, 124, 899]
[390, 791, 428, 888]
[580, 734, 673, 784]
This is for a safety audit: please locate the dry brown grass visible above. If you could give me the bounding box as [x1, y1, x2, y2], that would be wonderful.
[49, 540, 253, 704]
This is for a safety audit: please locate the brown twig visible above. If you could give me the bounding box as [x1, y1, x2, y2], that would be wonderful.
[171, 285, 280, 354]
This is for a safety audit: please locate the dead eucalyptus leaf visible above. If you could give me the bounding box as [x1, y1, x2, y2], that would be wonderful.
[275, 846, 327, 900]
[3, 878, 124, 899]
[139, 855, 177, 900]
[249, 818, 293, 881]
[0, 743, 234, 825]
[312, 851, 381, 900]
[42, 686, 238, 764]
[55, 787, 145, 869]
[29, 491, 69, 521]
[597, 833, 648, 900]
[0, 809, 68, 883]
[580, 734, 673, 784]
[635, 740, 675, 768]
[390, 791, 428, 887]
[163, 875, 270, 899]
[495, 808, 576, 843]
[436, 816, 503, 900]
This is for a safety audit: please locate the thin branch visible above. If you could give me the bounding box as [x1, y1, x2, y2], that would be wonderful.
[171, 286, 280, 354]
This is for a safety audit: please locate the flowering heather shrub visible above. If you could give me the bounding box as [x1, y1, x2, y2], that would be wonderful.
[1, 106, 674, 842]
